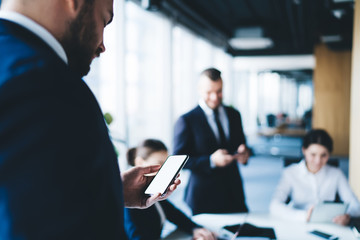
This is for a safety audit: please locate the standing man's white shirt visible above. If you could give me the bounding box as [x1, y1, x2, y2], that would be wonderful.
[199, 99, 230, 142]
[270, 160, 360, 221]
[0, 11, 68, 64]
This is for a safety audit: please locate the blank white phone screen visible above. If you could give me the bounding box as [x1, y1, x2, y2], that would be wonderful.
[144, 155, 188, 195]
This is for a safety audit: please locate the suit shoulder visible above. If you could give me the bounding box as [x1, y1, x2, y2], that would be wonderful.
[224, 106, 241, 120]
[0, 21, 66, 85]
[179, 106, 202, 119]
[224, 105, 240, 114]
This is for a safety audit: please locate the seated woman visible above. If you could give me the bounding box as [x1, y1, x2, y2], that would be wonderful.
[124, 139, 216, 240]
[270, 129, 360, 225]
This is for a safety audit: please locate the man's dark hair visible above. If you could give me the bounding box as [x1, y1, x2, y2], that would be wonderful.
[302, 129, 333, 153]
[201, 68, 222, 81]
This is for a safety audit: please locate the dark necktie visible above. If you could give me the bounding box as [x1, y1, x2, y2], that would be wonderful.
[213, 108, 227, 148]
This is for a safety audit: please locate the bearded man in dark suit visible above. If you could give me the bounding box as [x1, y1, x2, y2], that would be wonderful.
[0, 0, 179, 239]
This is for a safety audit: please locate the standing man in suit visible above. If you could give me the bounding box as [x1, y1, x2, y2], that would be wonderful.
[173, 67, 250, 215]
[0, 0, 179, 239]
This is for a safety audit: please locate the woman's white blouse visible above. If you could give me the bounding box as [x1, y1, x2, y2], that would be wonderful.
[270, 160, 360, 221]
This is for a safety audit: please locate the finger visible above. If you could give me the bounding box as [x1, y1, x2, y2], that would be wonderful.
[173, 178, 181, 185]
[197, 229, 210, 238]
[218, 149, 228, 155]
[142, 164, 161, 174]
[238, 144, 246, 153]
[237, 155, 249, 163]
[198, 230, 214, 240]
[145, 192, 161, 207]
[306, 207, 314, 222]
[204, 230, 215, 239]
[163, 180, 181, 197]
[332, 217, 342, 224]
[211, 232, 217, 240]
[168, 180, 180, 192]
[143, 171, 158, 177]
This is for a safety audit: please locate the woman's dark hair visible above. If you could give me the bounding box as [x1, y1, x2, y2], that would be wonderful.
[126, 139, 167, 166]
[302, 129, 333, 153]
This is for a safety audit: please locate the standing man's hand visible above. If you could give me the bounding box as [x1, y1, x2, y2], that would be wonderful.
[121, 165, 181, 209]
[234, 144, 250, 165]
[210, 149, 234, 167]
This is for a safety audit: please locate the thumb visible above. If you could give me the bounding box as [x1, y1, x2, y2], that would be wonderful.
[238, 144, 246, 153]
[142, 164, 161, 175]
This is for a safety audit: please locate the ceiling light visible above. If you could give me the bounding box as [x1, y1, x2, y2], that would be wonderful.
[321, 35, 343, 43]
[229, 37, 274, 50]
[230, 26, 274, 50]
[332, 9, 345, 19]
[332, 0, 353, 2]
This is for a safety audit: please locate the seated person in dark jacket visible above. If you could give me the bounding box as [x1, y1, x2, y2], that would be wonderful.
[124, 139, 216, 240]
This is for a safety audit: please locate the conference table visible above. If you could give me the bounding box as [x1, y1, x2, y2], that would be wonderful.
[163, 212, 357, 239]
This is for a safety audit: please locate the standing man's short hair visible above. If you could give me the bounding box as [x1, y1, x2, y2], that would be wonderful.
[201, 68, 222, 81]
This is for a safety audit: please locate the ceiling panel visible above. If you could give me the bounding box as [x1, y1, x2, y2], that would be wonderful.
[132, 0, 354, 56]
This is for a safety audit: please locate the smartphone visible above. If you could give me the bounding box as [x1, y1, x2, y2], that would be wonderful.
[233, 151, 248, 166]
[309, 230, 338, 240]
[144, 155, 189, 196]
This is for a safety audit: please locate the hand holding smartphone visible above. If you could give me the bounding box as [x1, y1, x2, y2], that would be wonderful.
[233, 144, 249, 165]
[144, 155, 189, 196]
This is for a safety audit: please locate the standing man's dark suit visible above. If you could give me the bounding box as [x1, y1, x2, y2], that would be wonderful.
[173, 68, 249, 215]
[174, 105, 248, 214]
[0, 17, 127, 239]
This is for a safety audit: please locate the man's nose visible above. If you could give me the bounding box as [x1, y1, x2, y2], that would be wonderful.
[99, 41, 106, 54]
[315, 156, 322, 164]
[210, 92, 219, 101]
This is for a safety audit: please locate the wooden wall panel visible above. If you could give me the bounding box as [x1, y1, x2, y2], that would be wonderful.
[313, 44, 351, 156]
[349, 0, 360, 199]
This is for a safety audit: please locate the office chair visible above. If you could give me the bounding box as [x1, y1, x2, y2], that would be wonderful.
[282, 157, 339, 168]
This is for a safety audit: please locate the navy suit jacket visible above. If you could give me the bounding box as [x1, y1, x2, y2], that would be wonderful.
[124, 200, 200, 240]
[0, 20, 127, 239]
[173, 105, 248, 215]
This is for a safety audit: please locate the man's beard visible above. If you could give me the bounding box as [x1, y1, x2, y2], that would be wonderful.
[61, 2, 99, 78]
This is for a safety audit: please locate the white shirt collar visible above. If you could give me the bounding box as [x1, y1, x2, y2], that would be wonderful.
[0, 11, 68, 64]
[199, 99, 225, 116]
[298, 160, 310, 175]
[298, 159, 327, 176]
[198, 99, 230, 141]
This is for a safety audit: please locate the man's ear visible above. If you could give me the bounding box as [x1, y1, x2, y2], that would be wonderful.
[64, 0, 84, 16]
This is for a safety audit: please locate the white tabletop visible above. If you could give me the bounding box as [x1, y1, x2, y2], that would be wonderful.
[163, 212, 357, 239]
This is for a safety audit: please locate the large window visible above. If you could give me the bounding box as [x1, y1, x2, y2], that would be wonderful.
[85, 1, 234, 169]
[84, 1, 314, 170]
[125, 2, 172, 147]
